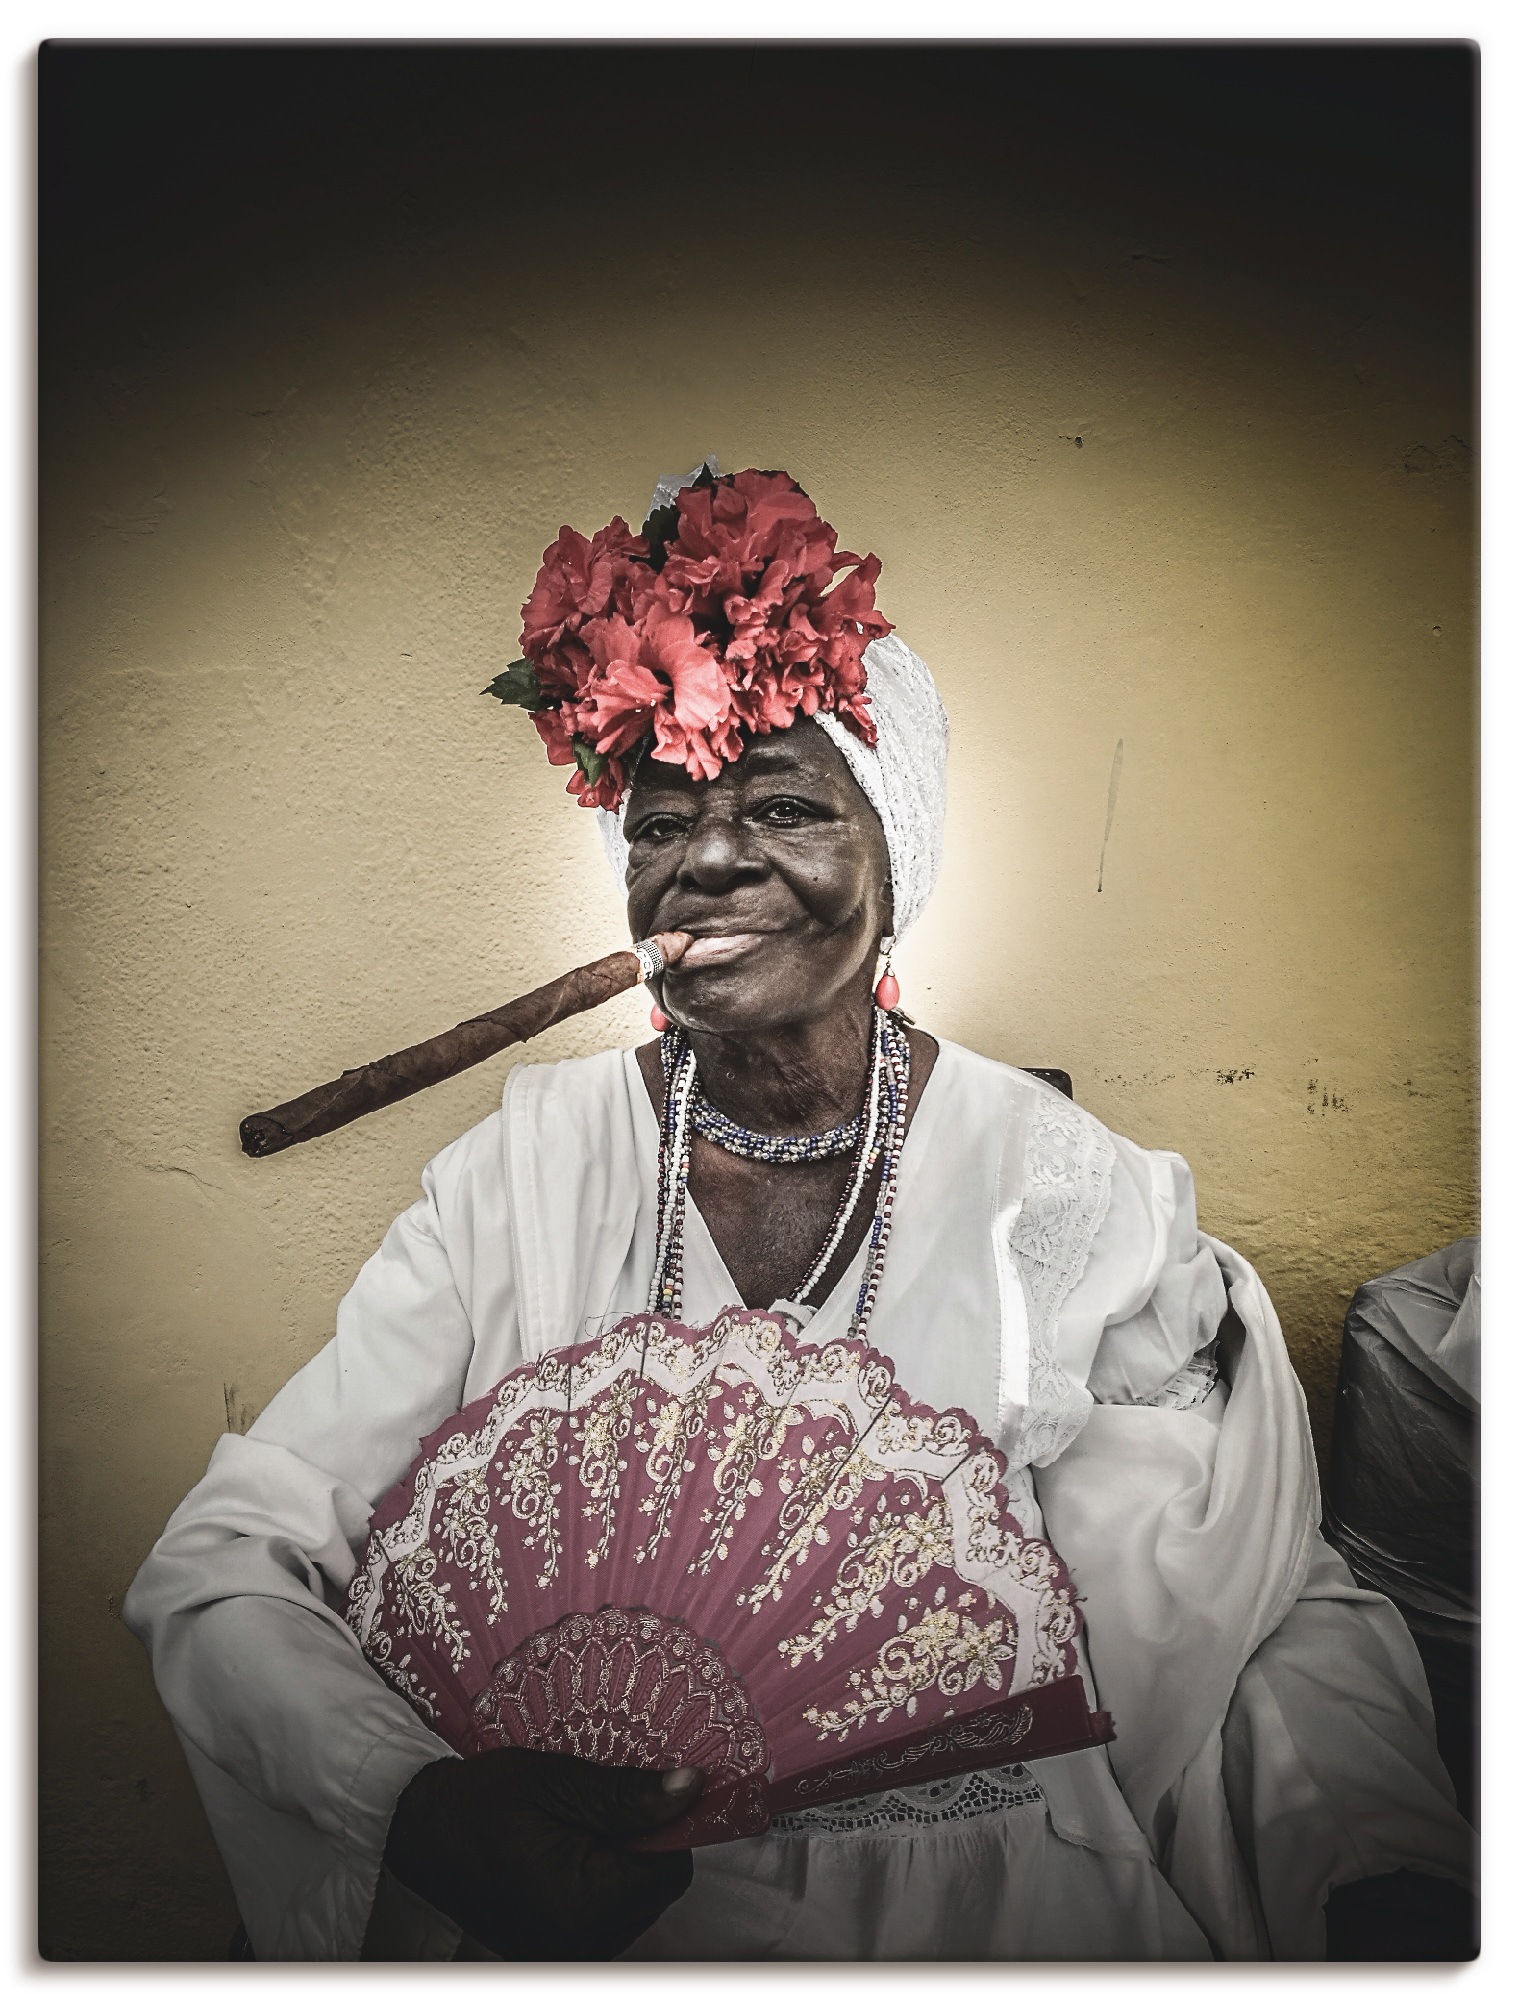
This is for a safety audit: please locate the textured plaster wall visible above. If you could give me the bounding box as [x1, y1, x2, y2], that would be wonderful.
[41, 112, 1474, 1957]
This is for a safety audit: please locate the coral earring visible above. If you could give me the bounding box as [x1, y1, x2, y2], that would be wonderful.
[874, 971, 900, 1011]
[650, 1005, 671, 1033]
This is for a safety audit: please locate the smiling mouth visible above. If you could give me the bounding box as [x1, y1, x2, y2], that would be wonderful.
[675, 932, 769, 968]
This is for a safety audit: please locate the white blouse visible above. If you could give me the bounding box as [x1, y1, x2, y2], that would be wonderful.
[123, 1042, 1472, 1960]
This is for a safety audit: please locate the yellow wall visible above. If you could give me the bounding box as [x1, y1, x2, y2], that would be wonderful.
[41, 153, 1475, 1953]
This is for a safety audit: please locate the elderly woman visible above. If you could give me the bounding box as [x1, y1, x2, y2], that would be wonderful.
[125, 467, 1473, 1962]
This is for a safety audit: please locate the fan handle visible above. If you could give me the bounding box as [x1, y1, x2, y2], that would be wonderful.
[633, 1677, 1115, 1852]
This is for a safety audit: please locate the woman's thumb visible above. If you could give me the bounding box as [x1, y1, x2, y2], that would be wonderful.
[595, 1763, 704, 1838]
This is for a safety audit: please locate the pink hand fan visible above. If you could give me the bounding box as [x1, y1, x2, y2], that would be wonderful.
[344, 1308, 1113, 1847]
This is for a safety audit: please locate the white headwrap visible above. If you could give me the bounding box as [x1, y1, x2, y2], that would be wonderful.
[596, 466, 950, 936]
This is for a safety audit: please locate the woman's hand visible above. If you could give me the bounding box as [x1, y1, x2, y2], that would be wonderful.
[382, 1748, 703, 1959]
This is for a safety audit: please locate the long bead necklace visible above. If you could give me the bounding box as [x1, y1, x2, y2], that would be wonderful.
[648, 1008, 912, 1341]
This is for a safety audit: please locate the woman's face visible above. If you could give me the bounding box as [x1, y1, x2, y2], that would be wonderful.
[623, 720, 894, 1038]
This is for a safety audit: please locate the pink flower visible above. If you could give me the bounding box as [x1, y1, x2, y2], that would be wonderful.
[509, 471, 891, 807]
[532, 702, 630, 811]
[582, 606, 740, 784]
[520, 518, 647, 661]
[640, 603, 735, 737]
[532, 705, 577, 766]
[567, 755, 629, 813]
[577, 618, 668, 757]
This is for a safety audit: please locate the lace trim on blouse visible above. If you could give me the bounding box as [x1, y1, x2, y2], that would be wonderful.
[1009, 1088, 1116, 1468]
[769, 1763, 1046, 1841]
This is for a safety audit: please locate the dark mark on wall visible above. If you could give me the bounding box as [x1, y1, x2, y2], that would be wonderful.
[1097, 738, 1124, 892]
[1305, 1078, 1349, 1115]
[224, 1384, 253, 1434]
[1217, 1068, 1256, 1084]
[1402, 435, 1472, 477]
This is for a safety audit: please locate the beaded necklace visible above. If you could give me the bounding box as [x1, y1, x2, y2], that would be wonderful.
[691, 1095, 863, 1163]
[648, 1008, 912, 1340]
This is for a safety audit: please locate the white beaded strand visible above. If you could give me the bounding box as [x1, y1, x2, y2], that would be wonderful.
[790, 1008, 890, 1306]
[846, 1015, 912, 1340]
[648, 1008, 910, 1335]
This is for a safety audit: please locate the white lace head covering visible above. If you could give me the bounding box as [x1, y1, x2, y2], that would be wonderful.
[596, 463, 950, 936]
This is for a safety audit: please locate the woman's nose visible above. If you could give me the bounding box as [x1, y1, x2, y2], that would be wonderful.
[677, 813, 765, 894]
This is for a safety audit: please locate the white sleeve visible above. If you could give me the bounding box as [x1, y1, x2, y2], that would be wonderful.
[1220, 1534, 1475, 1959]
[122, 1118, 514, 1960]
[1062, 1133, 1230, 1407]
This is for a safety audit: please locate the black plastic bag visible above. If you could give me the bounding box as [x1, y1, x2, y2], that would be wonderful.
[1322, 1239, 1478, 1826]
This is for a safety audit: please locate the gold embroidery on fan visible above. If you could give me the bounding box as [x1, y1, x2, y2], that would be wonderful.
[382, 1542, 471, 1667]
[737, 1435, 872, 1608]
[365, 1629, 441, 1722]
[633, 1381, 713, 1564]
[570, 1370, 640, 1569]
[436, 1465, 510, 1624]
[497, 1407, 564, 1589]
[691, 1391, 801, 1575]
[778, 1496, 958, 1663]
[802, 1603, 1021, 1740]
[343, 1309, 1089, 1759]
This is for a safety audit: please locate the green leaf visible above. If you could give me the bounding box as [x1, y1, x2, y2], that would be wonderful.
[572, 736, 608, 788]
[482, 660, 545, 710]
[640, 500, 680, 572]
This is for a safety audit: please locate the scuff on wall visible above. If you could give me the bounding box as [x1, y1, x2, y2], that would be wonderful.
[1097, 737, 1124, 893]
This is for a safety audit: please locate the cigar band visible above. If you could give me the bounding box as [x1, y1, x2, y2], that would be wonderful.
[630, 939, 666, 984]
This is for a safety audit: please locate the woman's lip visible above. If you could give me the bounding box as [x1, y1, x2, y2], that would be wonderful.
[675, 932, 768, 968]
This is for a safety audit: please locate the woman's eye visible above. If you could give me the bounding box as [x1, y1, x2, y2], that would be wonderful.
[628, 815, 689, 844]
[753, 796, 823, 826]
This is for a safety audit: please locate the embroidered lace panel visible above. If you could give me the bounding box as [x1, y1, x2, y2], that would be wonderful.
[770, 1761, 1046, 1840]
[1134, 1338, 1221, 1412]
[472, 1605, 769, 1781]
[1008, 1089, 1116, 1468]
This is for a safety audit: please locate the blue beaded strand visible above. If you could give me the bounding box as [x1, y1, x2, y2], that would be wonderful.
[647, 1009, 911, 1336]
[690, 1096, 864, 1163]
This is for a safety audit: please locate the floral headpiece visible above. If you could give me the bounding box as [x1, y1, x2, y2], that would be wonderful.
[485, 466, 892, 811]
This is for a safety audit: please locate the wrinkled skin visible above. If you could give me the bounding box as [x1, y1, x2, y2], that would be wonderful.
[625, 716, 938, 1307]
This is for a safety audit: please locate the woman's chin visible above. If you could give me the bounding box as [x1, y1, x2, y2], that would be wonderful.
[664, 996, 781, 1039]
[663, 980, 848, 1040]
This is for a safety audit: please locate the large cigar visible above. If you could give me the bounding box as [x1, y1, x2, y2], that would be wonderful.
[239, 931, 692, 1159]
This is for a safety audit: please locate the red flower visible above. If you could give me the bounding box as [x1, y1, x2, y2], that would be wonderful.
[576, 607, 737, 781]
[511, 472, 891, 806]
[567, 755, 629, 813]
[576, 618, 667, 757]
[521, 519, 647, 671]
[531, 704, 577, 766]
